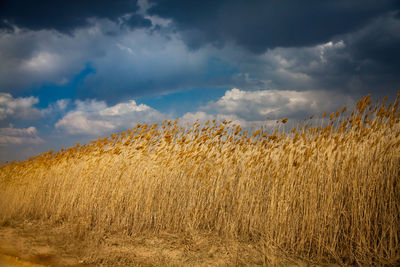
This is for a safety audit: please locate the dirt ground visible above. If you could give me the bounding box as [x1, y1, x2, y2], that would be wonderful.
[0, 222, 88, 266]
[0, 221, 332, 266]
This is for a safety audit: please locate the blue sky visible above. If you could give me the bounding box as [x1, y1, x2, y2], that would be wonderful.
[1, 0, 400, 162]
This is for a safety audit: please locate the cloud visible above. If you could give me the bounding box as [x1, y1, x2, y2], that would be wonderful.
[55, 99, 165, 135]
[0, 93, 68, 121]
[54, 99, 69, 111]
[0, 27, 88, 91]
[124, 14, 152, 29]
[258, 13, 400, 97]
[182, 88, 355, 127]
[211, 88, 354, 119]
[0, 124, 44, 145]
[0, 19, 237, 101]
[0, 0, 150, 32]
[180, 111, 215, 124]
[0, 93, 42, 120]
[1, 4, 399, 105]
[0, 1, 399, 118]
[149, 0, 399, 53]
[213, 10, 400, 97]
[0, 19, 131, 92]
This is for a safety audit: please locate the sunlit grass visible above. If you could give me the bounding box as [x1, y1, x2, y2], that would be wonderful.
[1, 93, 399, 265]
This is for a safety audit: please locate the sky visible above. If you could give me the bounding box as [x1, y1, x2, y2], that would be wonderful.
[1, 0, 400, 162]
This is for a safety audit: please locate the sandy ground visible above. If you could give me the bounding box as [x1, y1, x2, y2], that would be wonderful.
[0, 221, 333, 266]
[0, 221, 253, 266]
[0, 223, 87, 266]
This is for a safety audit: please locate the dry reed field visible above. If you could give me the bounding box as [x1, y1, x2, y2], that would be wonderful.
[0, 93, 400, 266]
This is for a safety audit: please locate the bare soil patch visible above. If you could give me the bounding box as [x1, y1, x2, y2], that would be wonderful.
[0, 220, 330, 266]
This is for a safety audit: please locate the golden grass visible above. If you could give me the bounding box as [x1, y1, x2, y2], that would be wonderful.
[1, 93, 400, 265]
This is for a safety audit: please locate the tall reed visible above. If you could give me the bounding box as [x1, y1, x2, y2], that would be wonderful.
[1, 93, 399, 265]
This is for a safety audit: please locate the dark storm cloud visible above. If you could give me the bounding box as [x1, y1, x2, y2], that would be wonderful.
[349, 17, 400, 73]
[1, 0, 399, 105]
[124, 14, 152, 29]
[0, 0, 151, 32]
[149, 0, 399, 53]
[301, 12, 400, 97]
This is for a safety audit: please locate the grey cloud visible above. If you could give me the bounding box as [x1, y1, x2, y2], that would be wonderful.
[0, 0, 149, 32]
[282, 13, 400, 97]
[0, 1, 399, 111]
[124, 14, 152, 29]
[78, 29, 236, 101]
[0, 19, 160, 94]
[211, 12, 400, 99]
[149, 0, 398, 53]
[346, 13, 400, 74]
[0, 125, 44, 145]
[0, 27, 91, 91]
[0, 21, 237, 102]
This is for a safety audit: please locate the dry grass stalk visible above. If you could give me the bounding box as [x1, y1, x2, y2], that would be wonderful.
[1, 93, 400, 265]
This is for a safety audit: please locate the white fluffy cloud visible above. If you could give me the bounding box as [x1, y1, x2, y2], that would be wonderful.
[212, 88, 354, 119]
[0, 89, 358, 162]
[182, 88, 355, 127]
[0, 125, 44, 145]
[0, 93, 43, 120]
[55, 99, 165, 135]
[0, 93, 69, 121]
